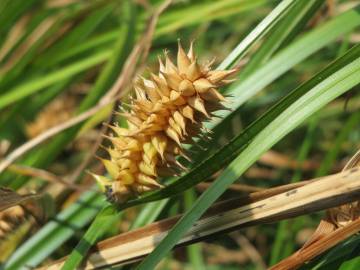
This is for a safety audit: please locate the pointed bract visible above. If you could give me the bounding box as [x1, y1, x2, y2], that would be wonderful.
[177, 41, 191, 75]
[186, 61, 202, 81]
[193, 78, 215, 93]
[188, 96, 210, 118]
[178, 79, 195, 96]
[187, 40, 195, 61]
[207, 69, 237, 84]
[90, 173, 112, 192]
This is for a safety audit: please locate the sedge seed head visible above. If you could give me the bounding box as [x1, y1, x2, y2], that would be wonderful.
[92, 42, 237, 204]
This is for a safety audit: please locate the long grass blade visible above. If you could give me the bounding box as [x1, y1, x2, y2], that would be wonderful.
[136, 44, 360, 269]
[44, 168, 360, 269]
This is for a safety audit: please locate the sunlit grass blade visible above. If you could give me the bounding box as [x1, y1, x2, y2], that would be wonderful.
[316, 111, 360, 177]
[3, 0, 359, 269]
[61, 204, 119, 270]
[4, 191, 104, 270]
[237, 0, 325, 80]
[218, 0, 296, 70]
[136, 44, 360, 269]
[223, 5, 360, 112]
[34, 3, 114, 68]
[118, 5, 360, 205]
[46, 168, 360, 269]
[0, 0, 38, 46]
[54, 4, 358, 270]
[270, 115, 319, 265]
[130, 199, 169, 230]
[52, 0, 269, 65]
[1, 1, 135, 190]
[184, 189, 205, 270]
[155, 0, 268, 36]
[0, 50, 110, 110]
[59, 2, 299, 267]
[0, 1, 105, 87]
[197, 0, 326, 159]
[125, 0, 360, 207]
[0, 3, 136, 268]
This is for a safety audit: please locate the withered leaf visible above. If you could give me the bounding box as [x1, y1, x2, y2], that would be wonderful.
[0, 187, 41, 212]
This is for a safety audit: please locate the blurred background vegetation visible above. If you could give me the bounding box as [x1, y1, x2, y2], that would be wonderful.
[0, 0, 359, 269]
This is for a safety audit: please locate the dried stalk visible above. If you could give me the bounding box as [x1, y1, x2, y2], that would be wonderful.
[271, 149, 360, 269]
[42, 168, 360, 270]
[269, 218, 360, 270]
[260, 150, 319, 171]
[7, 164, 90, 191]
[0, 187, 42, 212]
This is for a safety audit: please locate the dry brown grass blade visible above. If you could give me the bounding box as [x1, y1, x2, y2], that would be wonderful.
[0, 104, 111, 174]
[269, 218, 360, 270]
[0, 206, 34, 262]
[343, 148, 360, 170]
[245, 166, 278, 180]
[46, 0, 82, 8]
[41, 168, 360, 270]
[0, 0, 173, 176]
[271, 149, 360, 270]
[0, 187, 41, 212]
[259, 150, 319, 171]
[0, 14, 30, 62]
[7, 164, 90, 191]
[0, 1, 110, 74]
[0, 14, 63, 75]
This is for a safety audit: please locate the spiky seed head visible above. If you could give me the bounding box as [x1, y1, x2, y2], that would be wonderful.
[92, 42, 237, 203]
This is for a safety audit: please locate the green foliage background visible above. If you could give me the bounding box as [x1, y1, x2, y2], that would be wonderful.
[0, 0, 359, 269]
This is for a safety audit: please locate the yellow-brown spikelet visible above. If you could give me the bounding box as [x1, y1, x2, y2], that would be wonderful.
[0, 206, 26, 239]
[0, 206, 33, 262]
[92, 41, 237, 204]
